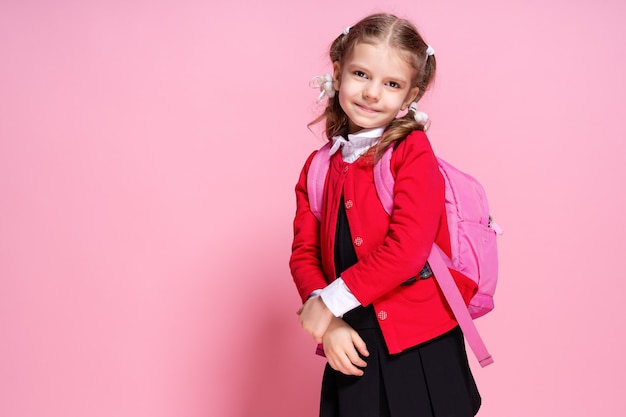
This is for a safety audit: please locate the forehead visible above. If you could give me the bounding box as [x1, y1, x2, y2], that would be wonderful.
[345, 42, 415, 79]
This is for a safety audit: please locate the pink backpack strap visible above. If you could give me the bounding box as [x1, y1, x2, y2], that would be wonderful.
[428, 245, 494, 367]
[307, 142, 333, 221]
[373, 142, 494, 367]
[373, 146, 394, 215]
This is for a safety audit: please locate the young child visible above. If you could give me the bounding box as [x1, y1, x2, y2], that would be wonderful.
[290, 13, 481, 417]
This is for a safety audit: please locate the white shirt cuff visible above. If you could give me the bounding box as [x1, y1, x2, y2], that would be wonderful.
[308, 289, 323, 299]
[319, 278, 361, 317]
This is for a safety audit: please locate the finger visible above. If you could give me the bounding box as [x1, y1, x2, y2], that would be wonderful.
[351, 330, 370, 357]
[345, 344, 367, 369]
[297, 298, 312, 317]
[324, 349, 341, 373]
[331, 355, 360, 376]
[327, 356, 339, 372]
[325, 347, 363, 377]
[333, 346, 364, 376]
[338, 353, 364, 376]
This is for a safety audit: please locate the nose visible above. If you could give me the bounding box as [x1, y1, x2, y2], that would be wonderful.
[363, 82, 380, 101]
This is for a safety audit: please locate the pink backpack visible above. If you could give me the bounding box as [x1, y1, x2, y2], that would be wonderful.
[307, 141, 503, 367]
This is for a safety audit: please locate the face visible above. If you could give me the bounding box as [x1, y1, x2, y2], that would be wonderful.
[333, 42, 419, 134]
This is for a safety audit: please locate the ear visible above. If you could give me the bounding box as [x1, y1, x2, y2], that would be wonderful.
[401, 86, 420, 111]
[332, 61, 341, 90]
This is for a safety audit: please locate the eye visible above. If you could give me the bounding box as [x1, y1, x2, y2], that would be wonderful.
[354, 71, 367, 78]
[387, 81, 401, 89]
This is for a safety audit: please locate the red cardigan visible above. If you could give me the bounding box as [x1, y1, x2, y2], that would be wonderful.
[290, 131, 477, 354]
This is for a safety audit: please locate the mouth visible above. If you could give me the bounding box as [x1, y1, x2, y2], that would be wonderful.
[355, 103, 380, 113]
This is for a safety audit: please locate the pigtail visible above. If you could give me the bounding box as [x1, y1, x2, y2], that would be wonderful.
[373, 115, 422, 162]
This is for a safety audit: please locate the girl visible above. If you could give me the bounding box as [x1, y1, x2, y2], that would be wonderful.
[290, 13, 481, 417]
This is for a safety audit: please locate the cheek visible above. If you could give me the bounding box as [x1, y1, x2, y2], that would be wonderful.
[337, 91, 349, 113]
[337, 85, 352, 105]
[338, 79, 359, 101]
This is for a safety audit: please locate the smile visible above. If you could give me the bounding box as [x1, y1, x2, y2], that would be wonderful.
[355, 103, 380, 113]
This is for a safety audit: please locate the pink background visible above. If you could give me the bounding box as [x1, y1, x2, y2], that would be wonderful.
[2, 0, 625, 416]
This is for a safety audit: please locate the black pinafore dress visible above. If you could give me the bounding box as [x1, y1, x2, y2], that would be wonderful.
[319, 197, 481, 417]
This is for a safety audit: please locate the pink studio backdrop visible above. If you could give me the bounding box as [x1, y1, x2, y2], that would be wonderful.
[1, 1, 625, 416]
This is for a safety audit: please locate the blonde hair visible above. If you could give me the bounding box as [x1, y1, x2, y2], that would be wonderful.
[310, 13, 436, 161]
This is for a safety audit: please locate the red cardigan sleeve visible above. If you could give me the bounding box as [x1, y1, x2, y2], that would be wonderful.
[289, 151, 329, 303]
[341, 132, 446, 306]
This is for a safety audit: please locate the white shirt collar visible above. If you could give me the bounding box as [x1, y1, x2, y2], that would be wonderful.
[329, 127, 385, 163]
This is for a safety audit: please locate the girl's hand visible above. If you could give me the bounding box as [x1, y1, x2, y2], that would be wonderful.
[322, 317, 369, 377]
[297, 296, 334, 343]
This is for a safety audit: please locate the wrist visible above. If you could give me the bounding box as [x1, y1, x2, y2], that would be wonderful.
[317, 296, 333, 317]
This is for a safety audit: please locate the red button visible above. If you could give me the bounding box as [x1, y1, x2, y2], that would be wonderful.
[345, 200, 353, 209]
[354, 236, 363, 246]
[377, 310, 388, 321]
[343, 166, 349, 173]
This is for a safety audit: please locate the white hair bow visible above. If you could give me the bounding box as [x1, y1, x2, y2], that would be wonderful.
[409, 102, 430, 130]
[310, 74, 336, 103]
